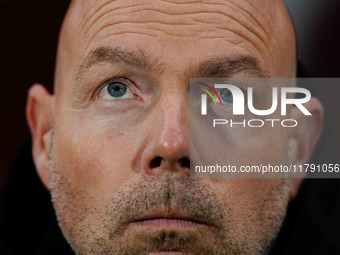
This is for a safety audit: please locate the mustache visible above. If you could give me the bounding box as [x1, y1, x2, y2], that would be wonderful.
[106, 174, 226, 237]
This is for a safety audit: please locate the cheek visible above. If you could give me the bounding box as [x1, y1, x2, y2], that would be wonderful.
[241, 129, 289, 165]
[52, 118, 143, 206]
[193, 120, 290, 174]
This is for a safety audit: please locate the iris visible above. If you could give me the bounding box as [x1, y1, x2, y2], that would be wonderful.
[107, 82, 127, 98]
[219, 88, 233, 104]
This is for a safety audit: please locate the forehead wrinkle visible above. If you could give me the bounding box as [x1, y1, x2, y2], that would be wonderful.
[206, 1, 272, 61]
[227, 1, 270, 40]
[79, 0, 270, 53]
[79, 1, 139, 37]
[82, 24, 269, 81]
[242, 0, 272, 38]
[87, 19, 268, 64]
[189, 1, 271, 45]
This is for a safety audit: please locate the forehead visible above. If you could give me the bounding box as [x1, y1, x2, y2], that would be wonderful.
[55, 0, 292, 98]
[77, 0, 272, 39]
[66, 0, 275, 62]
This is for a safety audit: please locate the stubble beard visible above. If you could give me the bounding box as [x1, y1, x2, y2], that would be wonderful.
[48, 140, 290, 255]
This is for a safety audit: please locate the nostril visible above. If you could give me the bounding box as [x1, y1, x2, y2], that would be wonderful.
[150, 156, 163, 168]
[179, 157, 190, 168]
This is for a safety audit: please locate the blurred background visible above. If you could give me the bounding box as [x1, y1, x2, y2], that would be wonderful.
[0, 0, 69, 185]
[283, 0, 340, 171]
[0, 0, 339, 185]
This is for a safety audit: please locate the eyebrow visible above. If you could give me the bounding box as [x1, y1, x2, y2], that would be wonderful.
[76, 46, 268, 83]
[194, 56, 269, 78]
[76, 46, 159, 82]
[82, 46, 154, 70]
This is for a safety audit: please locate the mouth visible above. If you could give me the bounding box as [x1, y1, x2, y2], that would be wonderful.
[128, 209, 208, 229]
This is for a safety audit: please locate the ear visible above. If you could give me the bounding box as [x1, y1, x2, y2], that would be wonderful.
[26, 84, 54, 190]
[288, 97, 323, 198]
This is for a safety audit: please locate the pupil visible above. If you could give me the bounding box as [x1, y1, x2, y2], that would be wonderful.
[107, 82, 127, 98]
[220, 88, 233, 103]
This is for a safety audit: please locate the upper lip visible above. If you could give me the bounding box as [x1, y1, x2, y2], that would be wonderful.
[129, 208, 208, 226]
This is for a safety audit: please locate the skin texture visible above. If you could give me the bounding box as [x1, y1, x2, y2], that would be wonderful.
[26, 0, 323, 254]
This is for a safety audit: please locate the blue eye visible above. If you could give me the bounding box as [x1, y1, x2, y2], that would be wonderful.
[107, 82, 127, 98]
[219, 88, 233, 104]
[98, 79, 135, 100]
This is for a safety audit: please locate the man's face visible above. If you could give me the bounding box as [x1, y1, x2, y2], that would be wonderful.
[39, 0, 298, 254]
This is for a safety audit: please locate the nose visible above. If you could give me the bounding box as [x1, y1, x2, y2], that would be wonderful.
[141, 92, 190, 177]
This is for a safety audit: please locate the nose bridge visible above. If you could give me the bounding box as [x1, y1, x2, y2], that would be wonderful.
[157, 89, 189, 160]
[141, 88, 190, 176]
[160, 91, 189, 148]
